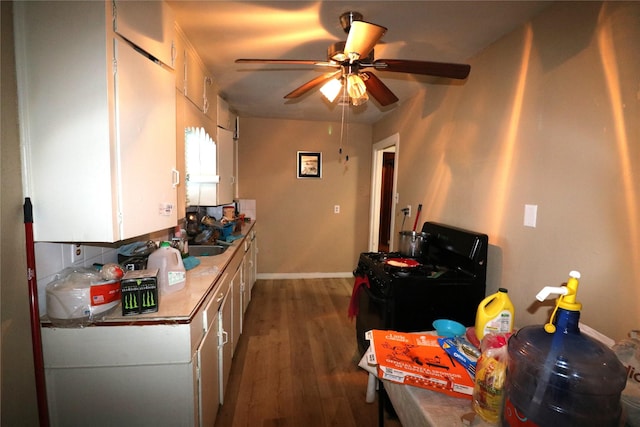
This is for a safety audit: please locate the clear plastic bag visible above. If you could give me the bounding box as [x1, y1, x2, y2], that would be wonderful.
[46, 267, 121, 327]
[472, 332, 510, 424]
[613, 331, 640, 426]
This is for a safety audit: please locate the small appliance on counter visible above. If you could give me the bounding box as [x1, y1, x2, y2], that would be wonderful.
[117, 240, 156, 270]
[46, 267, 122, 327]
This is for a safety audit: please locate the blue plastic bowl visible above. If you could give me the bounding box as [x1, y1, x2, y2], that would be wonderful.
[432, 319, 466, 337]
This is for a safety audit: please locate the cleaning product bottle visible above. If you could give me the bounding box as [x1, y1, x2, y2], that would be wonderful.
[147, 242, 186, 295]
[475, 288, 514, 341]
[503, 271, 627, 426]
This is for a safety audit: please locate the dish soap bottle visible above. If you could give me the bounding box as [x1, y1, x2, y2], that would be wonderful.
[147, 242, 186, 295]
[503, 271, 627, 426]
[475, 288, 514, 341]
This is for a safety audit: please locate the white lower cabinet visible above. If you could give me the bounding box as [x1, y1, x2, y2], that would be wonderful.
[41, 224, 257, 426]
[218, 278, 232, 405]
[197, 288, 223, 426]
[231, 265, 242, 354]
[42, 324, 197, 427]
[242, 231, 258, 314]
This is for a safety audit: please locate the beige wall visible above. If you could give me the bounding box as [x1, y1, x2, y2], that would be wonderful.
[373, 1, 640, 341]
[237, 117, 372, 275]
[1, 2, 40, 424]
[3, 3, 639, 422]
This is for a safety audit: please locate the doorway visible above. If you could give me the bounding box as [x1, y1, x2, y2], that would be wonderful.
[378, 152, 395, 251]
[369, 134, 399, 252]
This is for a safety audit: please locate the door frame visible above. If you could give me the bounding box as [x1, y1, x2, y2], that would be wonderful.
[369, 133, 399, 252]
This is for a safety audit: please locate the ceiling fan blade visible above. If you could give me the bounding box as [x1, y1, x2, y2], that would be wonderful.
[236, 59, 338, 68]
[361, 72, 399, 106]
[284, 71, 341, 99]
[344, 21, 387, 61]
[373, 59, 471, 79]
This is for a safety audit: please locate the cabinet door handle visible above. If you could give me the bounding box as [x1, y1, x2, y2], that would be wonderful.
[172, 168, 180, 188]
[219, 330, 228, 346]
[216, 292, 224, 303]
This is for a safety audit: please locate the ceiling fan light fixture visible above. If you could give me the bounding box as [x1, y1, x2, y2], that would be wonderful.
[346, 74, 367, 99]
[351, 92, 369, 106]
[344, 21, 387, 62]
[328, 42, 347, 62]
[319, 78, 342, 103]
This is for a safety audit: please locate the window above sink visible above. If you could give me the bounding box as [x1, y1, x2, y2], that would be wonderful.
[185, 127, 218, 207]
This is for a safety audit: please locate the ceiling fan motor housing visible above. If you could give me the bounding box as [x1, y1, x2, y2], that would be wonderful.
[339, 11, 363, 33]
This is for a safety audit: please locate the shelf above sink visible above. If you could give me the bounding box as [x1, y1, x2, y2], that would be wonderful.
[189, 245, 228, 257]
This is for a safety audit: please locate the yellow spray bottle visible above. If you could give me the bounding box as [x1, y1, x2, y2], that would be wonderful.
[475, 288, 514, 342]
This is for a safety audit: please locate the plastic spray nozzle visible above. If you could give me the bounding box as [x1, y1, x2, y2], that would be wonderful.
[536, 286, 569, 302]
[539, 270, 582, 334]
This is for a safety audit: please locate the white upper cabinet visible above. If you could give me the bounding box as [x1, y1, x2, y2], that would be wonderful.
[185, 46, 210, 113]
[115, 38, 178, 239]
[217, 96, 235, 131]
[113, 0, 176, 68]
[175, 23, 213, 114]
[174, 24, 187, 93]
[216, 127, 236, 206]
[14, 1, 177, 242]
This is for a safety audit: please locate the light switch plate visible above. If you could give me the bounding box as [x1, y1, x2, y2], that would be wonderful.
[524, 204, 537, 228]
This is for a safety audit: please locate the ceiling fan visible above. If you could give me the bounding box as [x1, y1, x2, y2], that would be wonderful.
[235, 11, 471, 107]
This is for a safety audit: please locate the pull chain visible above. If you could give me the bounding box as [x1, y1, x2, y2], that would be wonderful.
[339, 81, 349, 162]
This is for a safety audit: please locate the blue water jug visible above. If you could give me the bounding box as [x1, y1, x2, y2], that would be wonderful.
[503, 271, 627, 426]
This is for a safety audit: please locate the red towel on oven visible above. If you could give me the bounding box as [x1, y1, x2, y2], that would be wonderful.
[348, 275, 370, 320]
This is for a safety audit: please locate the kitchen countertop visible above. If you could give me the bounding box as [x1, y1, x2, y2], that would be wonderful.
[42, 220, 255, 326]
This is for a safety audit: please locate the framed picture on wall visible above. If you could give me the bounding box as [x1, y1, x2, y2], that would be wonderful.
[297, 151, 322, 179]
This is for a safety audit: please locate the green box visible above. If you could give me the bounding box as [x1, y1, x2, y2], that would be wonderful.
[121, 269, 159, 316]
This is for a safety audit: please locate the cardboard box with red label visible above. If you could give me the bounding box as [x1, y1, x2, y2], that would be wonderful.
[365, 329, 475, 399]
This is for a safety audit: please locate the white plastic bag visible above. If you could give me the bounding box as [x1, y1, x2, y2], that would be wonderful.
[613, 331, 640, 426]
[46, 267, 120, 327]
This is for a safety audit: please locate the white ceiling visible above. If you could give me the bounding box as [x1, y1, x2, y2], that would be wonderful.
[168, 1, 552, 124]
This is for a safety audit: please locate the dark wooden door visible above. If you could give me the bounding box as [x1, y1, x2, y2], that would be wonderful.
[378, 152, 395, 252]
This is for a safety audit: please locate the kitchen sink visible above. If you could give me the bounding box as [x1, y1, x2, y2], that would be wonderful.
[189, 245, 228, 257]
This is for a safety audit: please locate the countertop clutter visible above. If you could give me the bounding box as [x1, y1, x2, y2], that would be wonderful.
[39, 220, 257, 427]
[42, 220, 255, 327]
[359, 332, 494, 427]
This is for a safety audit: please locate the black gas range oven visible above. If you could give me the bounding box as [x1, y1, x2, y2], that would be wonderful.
[353, 222, 488, 356]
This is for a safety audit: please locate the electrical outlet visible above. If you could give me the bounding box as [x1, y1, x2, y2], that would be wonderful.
[70, 243, 83, 264]
[406, 205, 412, 217]
[334, 205, 340, 214]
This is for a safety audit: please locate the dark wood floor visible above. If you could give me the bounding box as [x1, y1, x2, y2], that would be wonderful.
[214, 278, 402, 427]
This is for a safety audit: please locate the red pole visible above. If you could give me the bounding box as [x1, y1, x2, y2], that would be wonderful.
[24, 198, 49, 427]
[412, 204, 423, 232]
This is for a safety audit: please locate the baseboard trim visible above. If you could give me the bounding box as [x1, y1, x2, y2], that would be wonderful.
[256, 272, 354, 280]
